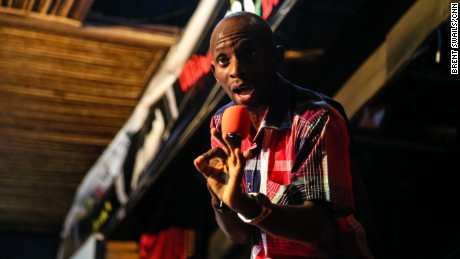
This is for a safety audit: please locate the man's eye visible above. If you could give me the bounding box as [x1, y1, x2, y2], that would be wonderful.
[218, 56, 230, 65]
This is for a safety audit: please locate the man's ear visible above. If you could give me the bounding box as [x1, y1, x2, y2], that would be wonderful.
[210, 62, 221, 84]
[211, 62, 216, 77]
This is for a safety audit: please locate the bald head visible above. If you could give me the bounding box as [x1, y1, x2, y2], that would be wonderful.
[210, 11, 277, 57]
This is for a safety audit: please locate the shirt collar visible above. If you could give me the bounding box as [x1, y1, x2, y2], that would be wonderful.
[259, 75, 293, 131]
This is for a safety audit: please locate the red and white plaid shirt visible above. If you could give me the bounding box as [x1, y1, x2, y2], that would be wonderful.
[211, 78, 375, 259]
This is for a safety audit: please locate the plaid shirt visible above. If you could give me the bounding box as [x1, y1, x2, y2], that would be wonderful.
[210, 78, 374, 258]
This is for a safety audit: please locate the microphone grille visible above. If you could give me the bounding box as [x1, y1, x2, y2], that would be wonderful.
[222, 105, 250, 138]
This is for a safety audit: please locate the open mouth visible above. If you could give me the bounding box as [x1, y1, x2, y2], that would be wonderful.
[233, 86, 254, 96]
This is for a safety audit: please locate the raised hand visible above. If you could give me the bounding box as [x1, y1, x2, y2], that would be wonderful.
[194, 128, 252, 212]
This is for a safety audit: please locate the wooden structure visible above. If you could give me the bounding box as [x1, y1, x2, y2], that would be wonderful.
[0, 2, 177, 235]
[1, 0, 94, 26]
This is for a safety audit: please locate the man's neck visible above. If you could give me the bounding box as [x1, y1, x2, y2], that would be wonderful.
[248, 106, 268, 133]
[248, 74, 280, 131]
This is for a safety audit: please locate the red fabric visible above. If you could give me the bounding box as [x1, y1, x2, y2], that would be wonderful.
[262, 0, 280, 19]
[139, 227, 194, 259]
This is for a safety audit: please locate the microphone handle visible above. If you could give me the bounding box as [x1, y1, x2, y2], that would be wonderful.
[227, 133, 243, 148]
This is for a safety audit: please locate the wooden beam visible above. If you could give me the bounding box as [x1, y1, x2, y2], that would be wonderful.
[334, 0, 452, 119]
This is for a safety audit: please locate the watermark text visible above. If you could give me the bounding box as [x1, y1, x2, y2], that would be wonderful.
[452, 3, 458, 74]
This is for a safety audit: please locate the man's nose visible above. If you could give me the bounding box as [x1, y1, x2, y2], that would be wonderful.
[229, 58, 246, 78]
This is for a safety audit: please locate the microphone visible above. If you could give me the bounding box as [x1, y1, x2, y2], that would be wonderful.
[222, 105, 251, 148]
[216, 105, 250, 214]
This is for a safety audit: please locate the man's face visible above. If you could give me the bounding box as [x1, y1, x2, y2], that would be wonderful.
[210, 18, 277, 110]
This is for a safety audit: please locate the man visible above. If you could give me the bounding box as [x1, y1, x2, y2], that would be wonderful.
[194, 11, 376, 258]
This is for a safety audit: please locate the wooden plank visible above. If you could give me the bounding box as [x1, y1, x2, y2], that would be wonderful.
[1, 0, 104, 24]
[1, 71, 146, 99]
[0, 12, 178, 46]
[106, 241, 139, 259]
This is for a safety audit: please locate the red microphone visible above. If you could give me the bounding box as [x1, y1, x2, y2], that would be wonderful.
[217, 105, 250, 213]
[222, 105, 250, 148]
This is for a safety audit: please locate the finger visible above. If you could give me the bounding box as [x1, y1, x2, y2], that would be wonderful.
[211, 128, 232, 156]
[199, 147, 227, 162]
[194, 148, 228, 178]
[242, 150, 252, 160]
[208, 157, 222, 168]
[233, 149, 246, 182]
[193, 154, 208, 173]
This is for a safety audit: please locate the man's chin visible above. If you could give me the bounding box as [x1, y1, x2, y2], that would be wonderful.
[233, 94, 254, 105]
